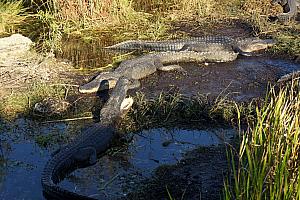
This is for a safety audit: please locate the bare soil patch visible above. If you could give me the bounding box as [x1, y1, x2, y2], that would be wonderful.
[122, 145, 228, 200]
[0, 50, 78, 100]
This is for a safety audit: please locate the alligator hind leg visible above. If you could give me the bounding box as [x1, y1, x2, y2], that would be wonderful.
[158, 65, 187, 75]
[74, 147, 97, 167]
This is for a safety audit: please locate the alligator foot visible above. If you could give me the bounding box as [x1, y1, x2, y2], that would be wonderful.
[74, 147, 97, 165]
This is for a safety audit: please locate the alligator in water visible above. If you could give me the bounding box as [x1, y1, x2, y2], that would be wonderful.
[41, 77, 140, 200]
[104, 36, 275, 56]
[278, 70, 300, 82]
[271, 0, 299, 22]
[79, 50, 240, 93]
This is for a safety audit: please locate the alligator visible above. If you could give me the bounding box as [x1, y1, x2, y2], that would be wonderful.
[277, 70, 300, 82]
[79, 50, 240, 93]
[271, 0, 299, 22]
[41, 77, 140, 200]
[104, 36, 275, 56]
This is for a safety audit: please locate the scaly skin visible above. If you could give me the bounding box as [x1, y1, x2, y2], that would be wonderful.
[79, 51, 239, 94]
[277, 70, 300, 82]
[104, 36, 275, 56]
[42, 77, 139, 200]
[272, 0, 299, 22]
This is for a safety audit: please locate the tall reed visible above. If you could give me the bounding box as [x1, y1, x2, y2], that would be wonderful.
[224, 80, 300, 200]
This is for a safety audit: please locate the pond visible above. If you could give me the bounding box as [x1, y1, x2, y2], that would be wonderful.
[0, 119, 235, 199]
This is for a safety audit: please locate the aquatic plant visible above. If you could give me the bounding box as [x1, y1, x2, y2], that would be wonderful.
[224, 80, 300, 199]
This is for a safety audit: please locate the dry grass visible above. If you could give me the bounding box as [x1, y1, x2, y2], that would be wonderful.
[0, 1, 27, 35]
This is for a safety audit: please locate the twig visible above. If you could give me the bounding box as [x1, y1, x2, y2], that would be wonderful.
[99, 173, 120, 190]
[50, 83, 80, 87]
[42, 116, 93, 123]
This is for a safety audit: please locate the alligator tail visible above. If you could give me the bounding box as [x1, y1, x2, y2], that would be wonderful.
[41, 158, 98, 200]
[42, 181, 97, 200]
[41, 124, 114, 200]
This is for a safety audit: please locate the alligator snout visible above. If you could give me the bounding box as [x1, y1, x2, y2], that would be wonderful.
[79, 78, 118, 93]
[239, 39, 275, 53]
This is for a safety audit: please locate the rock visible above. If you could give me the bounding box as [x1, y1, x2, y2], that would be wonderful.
[0, 34, 33, 56]
[34, 97, 71, 116]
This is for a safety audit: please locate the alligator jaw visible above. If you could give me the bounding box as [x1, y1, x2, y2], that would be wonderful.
[79, 78, 118, 93]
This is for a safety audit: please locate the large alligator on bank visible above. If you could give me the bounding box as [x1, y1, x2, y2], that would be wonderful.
[271, 0, 299, 22]
[104, 36, 274, 56]
[42, 77, 140, 200]
[79, 50, 240, 93]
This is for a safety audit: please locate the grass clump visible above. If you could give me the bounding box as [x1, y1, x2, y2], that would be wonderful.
[0, 0, 27, 35]
[35, 132, 66, 147]
[0, 83, 69, 120]
[224, 80, 300, 199]
[120, 91, 256, 132]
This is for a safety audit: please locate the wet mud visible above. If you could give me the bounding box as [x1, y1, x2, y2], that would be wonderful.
[137, 55, 300, 101]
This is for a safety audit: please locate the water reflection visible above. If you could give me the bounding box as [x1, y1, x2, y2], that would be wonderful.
[59, 127, 236, 199]
[0, 119, 86, 200]
[57, 36, 116, 69]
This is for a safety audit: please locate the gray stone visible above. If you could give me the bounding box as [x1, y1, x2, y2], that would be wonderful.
[0, 34, 33, 55]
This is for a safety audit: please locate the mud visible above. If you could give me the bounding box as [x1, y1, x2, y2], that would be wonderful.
[137, 55, 300, 101]
[122, 145, 228, 200]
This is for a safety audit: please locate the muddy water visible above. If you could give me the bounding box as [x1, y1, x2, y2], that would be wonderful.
[57, 36, 115, 69]
[59, 128, 235, 199]
[0, 119, 85, 200]
[0, 119, 235, 200]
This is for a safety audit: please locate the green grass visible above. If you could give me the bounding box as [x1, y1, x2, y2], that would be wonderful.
[0, 83, 69, 119]
[0, 0, 27, 35]
[119, 91, 256, 133]
[224, 80, 300, 200]
[1, 0, 299, 56]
